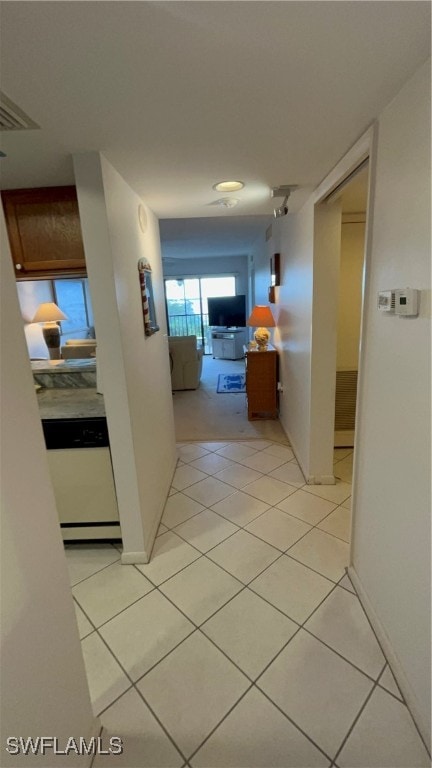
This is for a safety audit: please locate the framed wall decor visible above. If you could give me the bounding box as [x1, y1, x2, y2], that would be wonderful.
[270, 253, 281, 287]
[138, 259, 160, 336]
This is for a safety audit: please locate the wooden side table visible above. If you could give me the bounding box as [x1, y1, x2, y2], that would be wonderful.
[244, 345, 278, 420]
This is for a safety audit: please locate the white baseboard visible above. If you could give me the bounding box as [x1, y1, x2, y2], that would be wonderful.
[121, 455, 177, 565]
[334, 430, 355, 447]
[121, 550, 149, 564]
[306, 474, 336, 485]
[280, 421, 335, 486]
[348, 565, 431, 751]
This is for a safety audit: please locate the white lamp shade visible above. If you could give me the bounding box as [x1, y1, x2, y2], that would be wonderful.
[32, 302, 67, 324]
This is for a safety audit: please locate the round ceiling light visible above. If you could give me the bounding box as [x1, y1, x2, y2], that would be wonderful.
[213, 180, 244, 193]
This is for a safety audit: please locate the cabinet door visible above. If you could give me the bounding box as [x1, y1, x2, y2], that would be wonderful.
[212, 338, 224, 358]
[2, 186, 86, 277]
[246, 351, 277, 419]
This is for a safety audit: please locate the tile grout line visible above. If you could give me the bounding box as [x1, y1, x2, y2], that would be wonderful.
[74, 439, 369, 764]
[67, 552, 122, 588]
[331, 676, 380, 765]
[347, 572, 432, 758]
[132, 683, 189, 765]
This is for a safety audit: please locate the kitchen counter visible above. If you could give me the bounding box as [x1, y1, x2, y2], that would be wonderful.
[32, 359, 97, 388]
[37, 387, 106, 420]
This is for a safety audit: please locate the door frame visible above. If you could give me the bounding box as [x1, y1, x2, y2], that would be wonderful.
[309, 124, 377, 557]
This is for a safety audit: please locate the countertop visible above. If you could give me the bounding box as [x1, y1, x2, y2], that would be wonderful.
[32, 359, 96, 374]
[37, 387, 106, 420]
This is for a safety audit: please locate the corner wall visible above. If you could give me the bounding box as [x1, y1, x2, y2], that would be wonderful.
[73, 153, 176, 563]
[0, 210, 96, 766]
[351, 60, 431, 741]
[273, 201, 314, 472]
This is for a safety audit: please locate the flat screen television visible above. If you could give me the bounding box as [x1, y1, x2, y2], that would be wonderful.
[207, 295, 246, 328]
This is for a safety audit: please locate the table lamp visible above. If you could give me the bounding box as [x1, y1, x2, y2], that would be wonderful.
[32, 302, 68, 360]
[247, 305, 275, 350]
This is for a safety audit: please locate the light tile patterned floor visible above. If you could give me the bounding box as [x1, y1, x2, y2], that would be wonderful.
[67, 440, 430, 768]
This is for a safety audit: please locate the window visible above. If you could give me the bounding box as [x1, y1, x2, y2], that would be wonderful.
[165, 275, 236, 354]
[53, 279, 94, 340]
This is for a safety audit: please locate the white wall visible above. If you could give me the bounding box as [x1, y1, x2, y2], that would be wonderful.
[273, 202, 314, 472]
[0, 211, 96, 766]
[73, 152, 176, 563]
[267, 59, 430, 741]
[249, 225, 277, 347]
[351, 61, 431, 741]
[336, 222, 365, 369]
[309, 201, 342, 481]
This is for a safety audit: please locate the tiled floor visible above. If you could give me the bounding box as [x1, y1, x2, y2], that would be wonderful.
[66, 441, 430, 768]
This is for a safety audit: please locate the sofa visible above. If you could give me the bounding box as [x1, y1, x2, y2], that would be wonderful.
[168, 335, 203, 390]
[61, 339, 97, 359]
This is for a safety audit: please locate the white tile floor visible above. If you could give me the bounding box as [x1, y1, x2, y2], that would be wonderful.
[66, 441, 430, 768]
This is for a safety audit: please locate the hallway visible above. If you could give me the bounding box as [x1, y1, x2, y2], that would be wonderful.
[67, 440, 429, 768]
[172, 355, 287, 442]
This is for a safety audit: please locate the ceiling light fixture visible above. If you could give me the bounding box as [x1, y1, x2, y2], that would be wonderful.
[215, 197, 239, 208]
[213, 180, 244, 192]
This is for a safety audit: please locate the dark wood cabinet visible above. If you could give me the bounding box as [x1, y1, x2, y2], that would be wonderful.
[245, 346, 278, 420]
[1, 186, 86, 278]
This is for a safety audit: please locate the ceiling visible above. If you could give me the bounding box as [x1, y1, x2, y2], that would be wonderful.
[0, 2, 430, 226]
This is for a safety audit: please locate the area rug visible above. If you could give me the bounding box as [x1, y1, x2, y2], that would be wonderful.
[217, 373, 246, 393]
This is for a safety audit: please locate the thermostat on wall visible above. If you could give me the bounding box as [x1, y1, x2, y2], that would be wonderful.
[394, 288, 419, 316]
[378, 288, 419, 316]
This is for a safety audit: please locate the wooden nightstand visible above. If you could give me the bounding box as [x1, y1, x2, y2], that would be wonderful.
[244, 345, 278, 420]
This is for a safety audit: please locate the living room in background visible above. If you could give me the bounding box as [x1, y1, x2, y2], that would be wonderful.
[164, 275, 236, 354]
[16, 277, 95, 359]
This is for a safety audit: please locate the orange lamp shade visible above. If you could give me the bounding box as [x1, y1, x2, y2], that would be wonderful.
[247, 305, 276, 327]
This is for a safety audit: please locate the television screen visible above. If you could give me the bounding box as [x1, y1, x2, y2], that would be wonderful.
[207, 295, 246, 327]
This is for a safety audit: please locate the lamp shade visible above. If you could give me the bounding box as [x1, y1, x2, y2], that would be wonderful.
[247, 305, 275, 328]
[32, 302, 67, 323]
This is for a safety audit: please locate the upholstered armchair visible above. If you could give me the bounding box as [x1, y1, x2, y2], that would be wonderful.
[168, 335, 203, 390]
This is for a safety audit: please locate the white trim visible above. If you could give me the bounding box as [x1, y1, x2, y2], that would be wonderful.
[121, 550, 150, 565]
[306, 475, 335, 485]
[121, 454, 177, 565]
[334, 429, 355, 447]
[309, 122, 377, 559]
[314, 125, 374, 204]
[348, 566, 431, 750]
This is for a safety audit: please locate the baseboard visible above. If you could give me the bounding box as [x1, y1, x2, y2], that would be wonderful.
[121, 550, 150, 564]
[348, 565, 431, 751]
[279, 421, 336, 486]
[334, 429, 355, 447]
[121, 454, 177, 565]
[306, 474, 336, 485]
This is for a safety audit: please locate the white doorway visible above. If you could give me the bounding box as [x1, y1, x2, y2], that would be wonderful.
[308, 127, 375, 485]
[332, 163, 369, 448]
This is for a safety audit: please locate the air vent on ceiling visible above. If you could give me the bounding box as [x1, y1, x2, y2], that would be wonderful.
[0, 92, 39, 131]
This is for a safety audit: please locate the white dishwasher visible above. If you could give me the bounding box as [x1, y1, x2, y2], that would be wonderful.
[42, 417, 121, 541]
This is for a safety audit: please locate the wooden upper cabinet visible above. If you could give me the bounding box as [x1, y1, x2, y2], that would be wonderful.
[1, 186, 86, 278]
